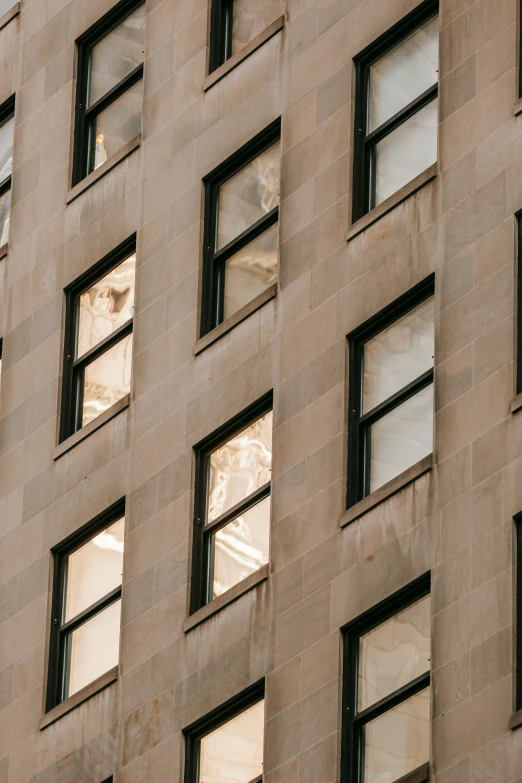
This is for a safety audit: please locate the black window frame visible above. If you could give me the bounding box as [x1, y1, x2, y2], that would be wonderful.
[516, 512, 522, 712]
[72, 0, 145, 186]
[517, 214, 522, 396]
[46, 498, 125, 712]
[346, 275, 435, 509]
[184, 679, 265, 783]
[352, 0, 439, 222]
[190, 392, 273, 614]
[201, 119, 281, 337]
[60, 234, 136, 443]
[0, 95, 15, 248]
[341, 573, 431, 783]
[209, 0, 234, 73]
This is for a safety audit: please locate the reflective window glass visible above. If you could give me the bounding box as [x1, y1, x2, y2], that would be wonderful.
[89, 4, 146, 107]
[65, 599, 121, 698]
[82, 333, 133, 426]
[358, 596, 431, 711]
[200, 699, 265, 783]
[231, 0, 282, 54]
[210, 496, 270, 598]
[363, 298, 434, 413]
[369, 16, 439, 132]
[217, 144, 280, 250]
[224, 223, 278, 320]
[0, 0, 16, 16]
[207, 411, 273, 523]
[0, 116, 14, 183]
[91, 79, 143, 170]
[65, 517, 124, 621]
[0, 189, 10, 247]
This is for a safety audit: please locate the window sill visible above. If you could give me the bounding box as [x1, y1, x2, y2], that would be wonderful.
[40, 666, 118, 729]
[203, 16, 285, 92]
[195, 283, 277, 356]
[0, 242, 7, 261]
[512, 393, 522, 414]
[184, 564, 269, 633]
[347, 164, 438, 243]
[510, 709, 522, 730]
[66, 135, 141, 205]
[0, 3, 19, 31]
[514, 97, 522, 117]
[54, 394, 130, 460]
[395, 764, 429, 783]
[341, 454, 433, 527]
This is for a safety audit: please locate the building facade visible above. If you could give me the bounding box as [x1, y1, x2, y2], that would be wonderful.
[0, 0, 521, 781]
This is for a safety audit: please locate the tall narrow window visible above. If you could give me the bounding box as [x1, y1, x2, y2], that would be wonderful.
[209, 0, 282, 72]
[352, 1, 439, 221]
[184, 682, 265, 783]
[73, 0, 145, 185]
[0, 96, 14, 248]
[0, 337, 3, 405]
[46, 501, 125, 710]
[342, 575, 431, 783]
[61, 237, 135, 441]
[517, 215, 522, 396]
[201, 121, 280, 336]
[191, 395, 272, 612]
[516, 514, 522, 713]
[347, 277, 435, 507]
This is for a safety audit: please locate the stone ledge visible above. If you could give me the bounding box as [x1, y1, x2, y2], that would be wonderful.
[195, 284, 277, 355]
[341, 454, 433, 527]
[394, 764, 429, 783]
[0, 3, 19, 31]
[66, 135, 140, 204]
[184, 564, 269, 632]
[347, 164, 438, 243]
[203, 16, 285, 92]
[39, 666, 118, 729]
[54, 394, 130, 459]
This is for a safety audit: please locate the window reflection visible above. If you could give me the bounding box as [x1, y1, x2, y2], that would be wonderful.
[224, 223, 278, 320]
[200, 699, 265, 783]
[82, 333, 133, 425]
[231, 0, 282, 55]
[66, 599, 121, 698]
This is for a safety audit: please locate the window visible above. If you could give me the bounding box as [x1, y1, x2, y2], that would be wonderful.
[518, 215, 522, 396]
[342, 575, 431, 783]
[191, 394, 272, 612]
[352, 0, 439, 220]
[73, 0, 145, 185]
[0, 96, 14, 248]
[347, 277, 434, 507]
[201, 121, 280, 336]
[516, 514, 522, 712]
[209, 0, 282, 72]
[46, 501, 124, 710]
[0, 338, 2, 403]
[0, 1, 16, 17]
[184, 681, 265, 783]
[60, 237, 135, 442]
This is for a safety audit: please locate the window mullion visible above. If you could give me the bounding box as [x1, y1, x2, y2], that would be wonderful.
[59, 584, 122, 636]
[358, 368, 434, 427]
[203, 481, 271, 537]
[352, 670, 430, 727]
[72, 318, 133, 370]
[212, 206, 280, 265]
[84, 63, 144, 120]
[364, 83, 438, 146]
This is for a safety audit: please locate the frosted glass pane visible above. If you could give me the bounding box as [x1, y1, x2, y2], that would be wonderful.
[82, 333, 133, 426]
[65, 517, 124, 621]
[363, 298, 434, 413]
[369, 384, 433, 493]
[211, 495, 270, 598]
[200, 700, 264, 783]
[231, 0, 282, 54]
[358, 596, 430, 711]
[78, 254, 135, 359]
[0, 0, 16, 15]
[224, 223, 278, 320]
[89, 4, 146, 106]
[364, 689, 430, 783]
[66, 599, 121, 698]
[0, 116, 14, 183]
[208, 411, 272, 523]
[0, 189, 10, 246]
[373, 98, 438, 207]
[91, 79, 142, 172]
[218, 143, 280, 250]
[369, 15, 439, 132]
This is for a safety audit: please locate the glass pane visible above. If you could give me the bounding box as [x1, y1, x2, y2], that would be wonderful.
[0, 188, 11, 246]
[369, 383, 433, 493]
[224, 223, 278, 320]
[358, 596, 431, 711]
[200, 699, 265, 783]
[90, 79, 142, 172]
[208, 411, 273, 523]
[77, 253, 136, 359]
[217, 143, 280, 250]
[82, 333, 133, 426]
[363, 298, 434, 414]
[373, 98, 438, 207]
[0, 0, 15, 15]
[231, 0, 282, 54]
[0, 116, 14, 183]
[369, 15, 439, 132]
[65, 517, 124, 622]
[89, 4, 146, 106]
[65, 599, 121, 699]
[363, 688, 430, 783]
[210, 495, 270, 599]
